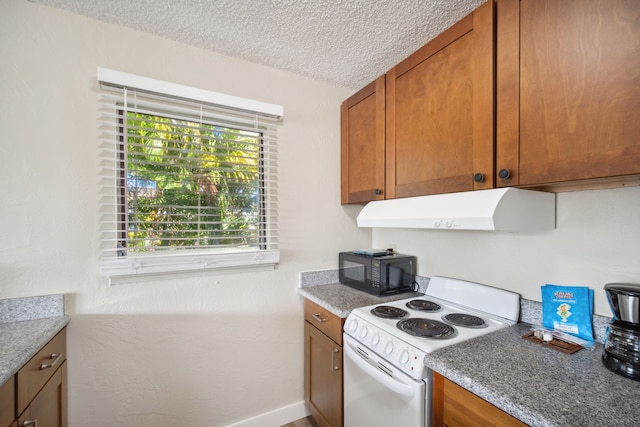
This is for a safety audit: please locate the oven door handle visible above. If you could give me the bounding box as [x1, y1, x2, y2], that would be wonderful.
[344, 338, 416, 398]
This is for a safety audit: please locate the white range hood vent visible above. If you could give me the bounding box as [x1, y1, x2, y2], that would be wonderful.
[357, 188, 556, 232]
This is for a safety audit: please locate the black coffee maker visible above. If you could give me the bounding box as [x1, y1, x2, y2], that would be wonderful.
[602, 283, 640, 381]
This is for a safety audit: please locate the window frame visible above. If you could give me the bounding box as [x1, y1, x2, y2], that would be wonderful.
[97, 68, 282, 280]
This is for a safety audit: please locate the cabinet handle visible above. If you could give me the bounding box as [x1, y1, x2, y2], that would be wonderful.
[22, 420, 38, 427]
[331, 348, 340, 371]
[40, 353, 62, 370]
[312, 313, 327, 323]
[498, 168, 511, 180]
[473, 173, 485, 183]
[374, 188, 382, 195]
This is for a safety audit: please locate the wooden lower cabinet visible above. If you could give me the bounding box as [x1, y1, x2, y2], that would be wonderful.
[304, 300, 344, 427]
[0, 377, 15, 427]
[0, 328, 68, 427]
[432, 372, 527, 427]
[17, 362, 67, 427]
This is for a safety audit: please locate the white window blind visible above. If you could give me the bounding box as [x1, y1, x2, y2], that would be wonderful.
[97, 68, 282, 278]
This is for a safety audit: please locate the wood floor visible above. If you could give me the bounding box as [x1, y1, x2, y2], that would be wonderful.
[280, 415, 320, 427]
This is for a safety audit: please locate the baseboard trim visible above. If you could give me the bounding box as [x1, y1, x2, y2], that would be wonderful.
[225, 401, 310, 427]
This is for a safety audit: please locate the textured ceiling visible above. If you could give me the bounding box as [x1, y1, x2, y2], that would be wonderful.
[29, 0, 485, 90]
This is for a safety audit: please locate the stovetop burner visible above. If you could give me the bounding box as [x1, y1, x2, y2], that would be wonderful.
[397, 318, 456, 339]
[406, 299, 441, 312]
[371, 305, 409, 319]
[443, 313, 487, 328]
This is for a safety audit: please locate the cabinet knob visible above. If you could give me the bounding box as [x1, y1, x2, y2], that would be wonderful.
[498, 169, 511, 180]
[473, 173, 485, 183]
[374, 188, 382, 195]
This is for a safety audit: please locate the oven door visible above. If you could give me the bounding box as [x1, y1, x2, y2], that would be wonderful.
[343, 334, 427, 427]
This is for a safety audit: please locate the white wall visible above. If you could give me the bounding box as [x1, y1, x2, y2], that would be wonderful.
[373, 186, 640, 317]
[0, 0, 369, 426]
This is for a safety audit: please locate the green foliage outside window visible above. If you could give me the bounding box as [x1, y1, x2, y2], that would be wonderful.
[120, 112, 263, 254]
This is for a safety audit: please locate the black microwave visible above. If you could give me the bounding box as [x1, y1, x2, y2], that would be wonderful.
[338, 251, 416, 296]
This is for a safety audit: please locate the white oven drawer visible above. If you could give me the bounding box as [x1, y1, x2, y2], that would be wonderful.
[343, 334, 427, 427]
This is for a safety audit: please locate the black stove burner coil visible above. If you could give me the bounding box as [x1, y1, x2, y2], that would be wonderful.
[397, 318, 455, 339]
[370, 305, 409, 319]
[406, 299, 441, 312]
[442, 313, 487, 328]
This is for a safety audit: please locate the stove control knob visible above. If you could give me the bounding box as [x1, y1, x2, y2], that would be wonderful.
[399, 349, 410, 365]
[384, 341, 394, 355]
[360, 326, 368, 339]
[346, 319, 358, 333]
[371, 333, 380, 346]
[433, 220, 441, 228]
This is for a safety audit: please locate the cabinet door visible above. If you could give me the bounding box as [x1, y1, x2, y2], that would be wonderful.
[432, 372, 526, 427]
[341, 76, 386, 204]
[17, 329, 66, 416]
[0, 376, 14, 427]
[304, 299, 343, 345]
[386, 0, 495, 198]
[17, 361, 67, 427]
[304, 322, 343, 427]
[497, 0, 640, 189]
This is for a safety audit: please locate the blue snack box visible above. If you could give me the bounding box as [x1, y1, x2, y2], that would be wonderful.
[541, 284, 594, 342]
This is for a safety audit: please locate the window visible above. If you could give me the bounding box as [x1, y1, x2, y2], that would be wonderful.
[98, 68, 282, 278]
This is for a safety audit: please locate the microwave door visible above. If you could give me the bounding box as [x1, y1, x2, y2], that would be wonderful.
[387, 265, 403, 290]
[387, 262, 415, 292]
[344, 262, 366, 282]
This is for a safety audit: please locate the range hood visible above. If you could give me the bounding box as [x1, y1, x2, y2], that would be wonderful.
[356, 188, 555, 232]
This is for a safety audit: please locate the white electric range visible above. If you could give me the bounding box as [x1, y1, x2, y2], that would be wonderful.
[343, 275, 520, 427]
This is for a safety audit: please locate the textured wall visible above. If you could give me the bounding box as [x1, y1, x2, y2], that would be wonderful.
[0, 0, 369, 425]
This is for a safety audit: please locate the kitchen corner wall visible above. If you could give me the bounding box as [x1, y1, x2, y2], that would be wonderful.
[0, 0, 370, 426]
[373, 186, 640, 317]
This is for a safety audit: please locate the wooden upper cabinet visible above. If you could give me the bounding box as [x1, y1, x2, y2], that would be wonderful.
[385, 0, 495, 199]
[341, 75, 386, 204]
[497, 0, 640, 189]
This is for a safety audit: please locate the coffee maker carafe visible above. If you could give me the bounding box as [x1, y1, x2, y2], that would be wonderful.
[602, 283, 640, 381]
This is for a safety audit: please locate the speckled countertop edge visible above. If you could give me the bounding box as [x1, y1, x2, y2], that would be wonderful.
[0, 316, 70, 386]
[298, 283, 425, 317]
[298, 269, 429, 317]
[425, 323, 640, 427]
[0, 294, 70, 386]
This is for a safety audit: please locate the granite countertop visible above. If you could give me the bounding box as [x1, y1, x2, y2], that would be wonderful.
[0, 295, 70, 386]
[425, 322, 640, 427]
[298, 283, 424, 318]
[297, 269, 429, 318]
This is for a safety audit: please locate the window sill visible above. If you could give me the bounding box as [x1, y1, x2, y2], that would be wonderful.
[100, 250, 280, 283]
